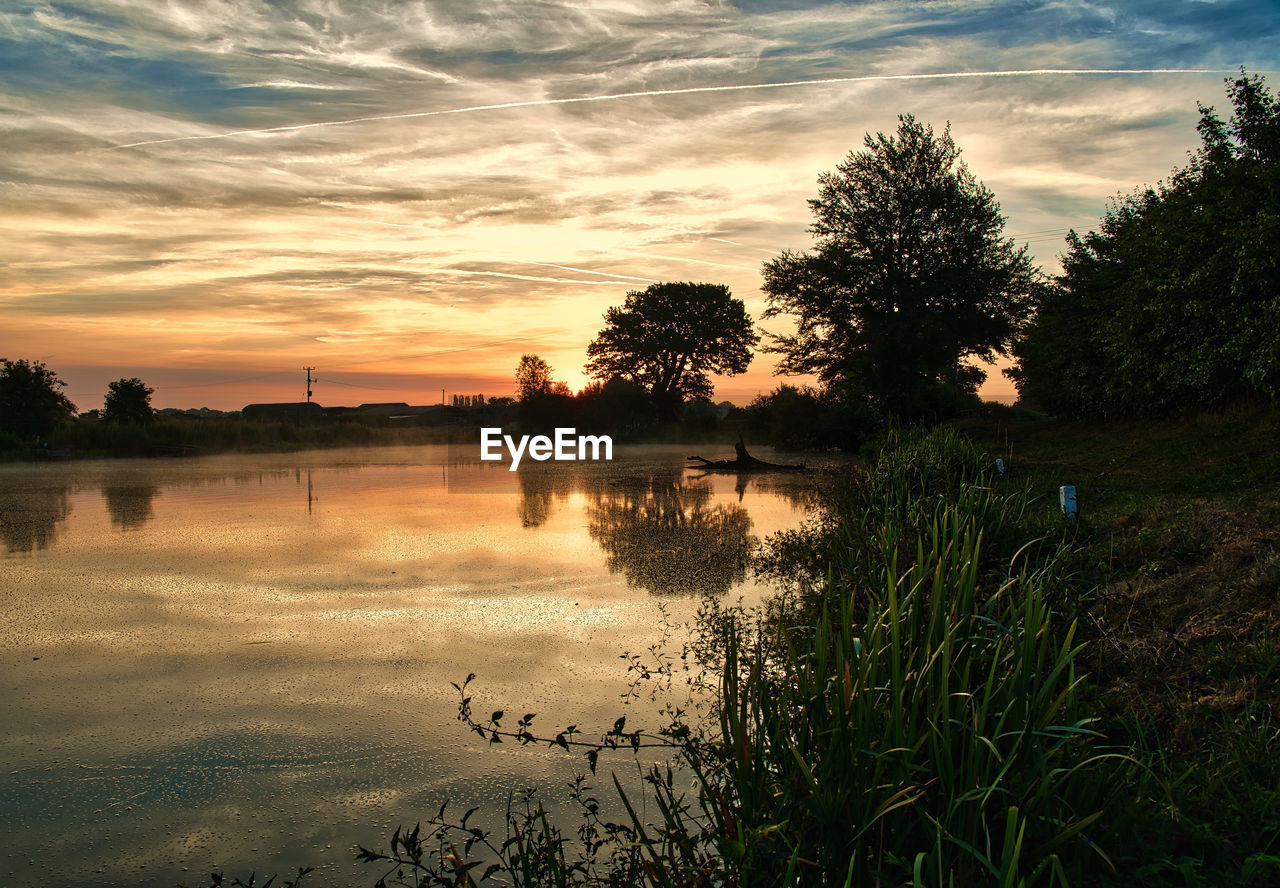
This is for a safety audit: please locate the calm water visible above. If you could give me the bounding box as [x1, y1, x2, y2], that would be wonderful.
[0, 445, 820, 887]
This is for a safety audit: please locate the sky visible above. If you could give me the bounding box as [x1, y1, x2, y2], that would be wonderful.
[2, 0, 1277, 412]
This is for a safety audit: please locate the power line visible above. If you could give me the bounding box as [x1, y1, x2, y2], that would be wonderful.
[163, 370, 294, 389]
[314, 377, 404, 391]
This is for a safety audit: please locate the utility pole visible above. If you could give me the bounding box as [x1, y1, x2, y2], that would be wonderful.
[304, 367, 316, 404]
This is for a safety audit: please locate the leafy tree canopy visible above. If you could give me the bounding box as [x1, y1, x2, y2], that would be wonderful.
[514, 354, 573, 432]
[585, 281, 757, 420]
[103, 377, 156, 425]
[0, 358, 76, 439]
[762, 114, 1039, 420]
[1009, 71, 1280, 417]
[514, 354, 569, 402]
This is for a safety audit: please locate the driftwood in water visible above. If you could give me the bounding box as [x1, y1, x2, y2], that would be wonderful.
[686, 436, 805, 472]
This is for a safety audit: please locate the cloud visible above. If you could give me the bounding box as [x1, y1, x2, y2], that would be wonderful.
[2, 0, 1277, 407]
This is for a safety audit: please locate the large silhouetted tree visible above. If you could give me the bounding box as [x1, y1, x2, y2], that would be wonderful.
[103, 377, 156, 425]
[515, 354, 556, 401]
[1009, 71, 1280, 417]
[585, 282, 757, 421]
[0, 358, 76, 439]
[763, 115, 1039, 420]
[514, 354, 572, 431]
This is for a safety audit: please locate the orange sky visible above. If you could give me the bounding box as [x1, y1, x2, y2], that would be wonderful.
[3, 2, 1275, 412]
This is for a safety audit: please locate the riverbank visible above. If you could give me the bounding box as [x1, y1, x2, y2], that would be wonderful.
[955, 404, 1280, 884]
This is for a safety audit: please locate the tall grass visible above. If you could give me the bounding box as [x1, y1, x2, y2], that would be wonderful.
[704, 505, 1111, 886]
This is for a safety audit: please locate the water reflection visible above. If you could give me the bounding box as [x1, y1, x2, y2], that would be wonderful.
[585, 469, 753, 596]
[516, 468, 571, 529]
[101, 479, 160, 529]
[0, 446, 816, 887]
[0, 482, 71, 553]
[512, 462, 795, 595]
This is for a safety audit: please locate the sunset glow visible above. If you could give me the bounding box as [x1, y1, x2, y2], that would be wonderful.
[3, 1, 1276, 410]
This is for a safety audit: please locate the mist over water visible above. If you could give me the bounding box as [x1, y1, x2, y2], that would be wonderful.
[0, 445, 821, 887]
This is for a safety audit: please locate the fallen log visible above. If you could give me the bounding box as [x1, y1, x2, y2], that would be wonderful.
[686, 436, 805, 472]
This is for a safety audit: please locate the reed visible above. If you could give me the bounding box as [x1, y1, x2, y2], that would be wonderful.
[701, 501, 1113, 885]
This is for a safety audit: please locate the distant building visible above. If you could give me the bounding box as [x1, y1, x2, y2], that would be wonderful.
[356, 402, 412, 415]
[242, 402, 325, 423]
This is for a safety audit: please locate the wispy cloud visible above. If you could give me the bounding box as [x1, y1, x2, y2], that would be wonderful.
[106, 68, 1235, 150]
[2, 0, 1277, 407]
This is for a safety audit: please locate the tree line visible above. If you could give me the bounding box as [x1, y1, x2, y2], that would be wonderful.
[1011, 71, 1279, 418]
[522, 70, 1277, 440]
[6, 71, 1276, 451]
[0, 360, 154, 442]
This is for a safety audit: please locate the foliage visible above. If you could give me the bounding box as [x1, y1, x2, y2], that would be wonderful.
[746, 383, 881, 451]
[585, 282, 758, 421]
[515, 354, 570, 402]
[513, 354, 575, 432]
[574, 377, 657, 437]
[949, 406, 1280, 886]
[180, 867, 312, 888]
[0, 357, 76, 439]
[1009, 71, 1280, 417]
[103, 376, 156, 425]
[763, 115, 1039, 421]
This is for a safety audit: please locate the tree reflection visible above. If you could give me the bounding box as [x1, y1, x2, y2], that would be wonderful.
[0, 483, 71, 553]
[101, 480, 159, 530]
[516, 468, 573, 528]
[584, 469, 753, 596]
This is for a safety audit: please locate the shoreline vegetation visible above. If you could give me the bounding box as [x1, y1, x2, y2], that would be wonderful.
[0, 416, 725, 463]
[182, 406, 1278, 887]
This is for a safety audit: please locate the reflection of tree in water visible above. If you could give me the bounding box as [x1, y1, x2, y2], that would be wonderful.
[101, 481, 159, 530]
[585, 469, 754, 596]
[516, 469, 573, 528]
[0, 483, 71, 553]
[688, 466, 826, 509]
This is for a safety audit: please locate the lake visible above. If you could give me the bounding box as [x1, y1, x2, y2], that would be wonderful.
[0, 445, 822, 887]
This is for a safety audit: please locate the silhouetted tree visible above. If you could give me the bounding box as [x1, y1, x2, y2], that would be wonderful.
[0, 358, 76, 439]
[575, 377, 657, 436]
[585, 282, 758, 421]
[515, 354, 569, 401]
[514, 355, 573, 431]
[748, 384, 879, 451]
[763, 115, 1039, 420]
[102, 377, 156, 425]
[1010, 71, 1280, 417]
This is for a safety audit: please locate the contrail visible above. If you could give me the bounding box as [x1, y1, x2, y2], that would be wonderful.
[602, 247, 759, 272]
[109, 68, 1234, 150]
[520, 261, 660, 284]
